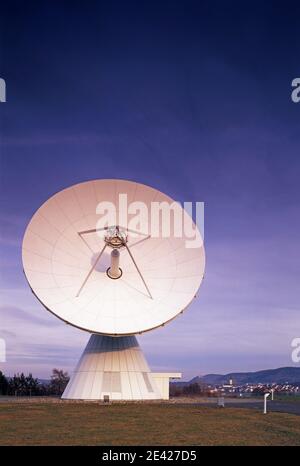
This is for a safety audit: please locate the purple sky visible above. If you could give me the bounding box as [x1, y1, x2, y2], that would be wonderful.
[1, 1, 300, 380]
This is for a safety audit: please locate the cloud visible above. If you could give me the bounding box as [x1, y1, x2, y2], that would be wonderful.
[0, 305, 62, 328]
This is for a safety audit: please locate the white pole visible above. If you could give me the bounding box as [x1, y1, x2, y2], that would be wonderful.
[264, 393, 270, 414]
[107, 249, 122, 279]
[271, 389, 274, 401]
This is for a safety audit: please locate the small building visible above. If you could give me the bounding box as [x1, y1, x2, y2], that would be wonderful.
[152, 373, 182, 400]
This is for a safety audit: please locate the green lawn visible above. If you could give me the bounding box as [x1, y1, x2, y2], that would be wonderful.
[273, 395, 300, 403]
[0, 402, 300, 446]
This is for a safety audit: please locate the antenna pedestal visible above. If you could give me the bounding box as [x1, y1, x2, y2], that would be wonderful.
[62, 334, 163, 400]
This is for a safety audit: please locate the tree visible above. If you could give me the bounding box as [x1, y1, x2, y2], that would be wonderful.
[183, 382, 202, 396]
[0, 371, 8, 395]
[49, 369, 69, 395]
[169, 383, 183, 397]
[7, 372, 40, 396]
[25, 373, 40, 396]
[8, 373, 25, 396]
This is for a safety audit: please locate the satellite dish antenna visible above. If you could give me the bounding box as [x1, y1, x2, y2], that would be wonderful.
[22, 179, 205, 400]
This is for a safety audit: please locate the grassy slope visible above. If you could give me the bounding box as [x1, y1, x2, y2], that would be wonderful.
[0, 403, 300, 446]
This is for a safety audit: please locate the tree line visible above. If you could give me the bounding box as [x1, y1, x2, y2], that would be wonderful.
[0, 369, 69, 396]
[170, 382, 212, 397]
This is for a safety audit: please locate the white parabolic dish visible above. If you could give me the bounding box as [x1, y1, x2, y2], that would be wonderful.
[22, 179, 205, 335]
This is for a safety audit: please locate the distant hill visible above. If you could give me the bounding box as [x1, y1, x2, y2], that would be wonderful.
[38, 379, 51, 385]
[189, 367, 300, 385]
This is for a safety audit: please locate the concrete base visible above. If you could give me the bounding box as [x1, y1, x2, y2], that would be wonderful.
[62, 334, 165, 400]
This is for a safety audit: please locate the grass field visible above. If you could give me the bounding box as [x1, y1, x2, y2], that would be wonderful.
[0, 401, 300, 446]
